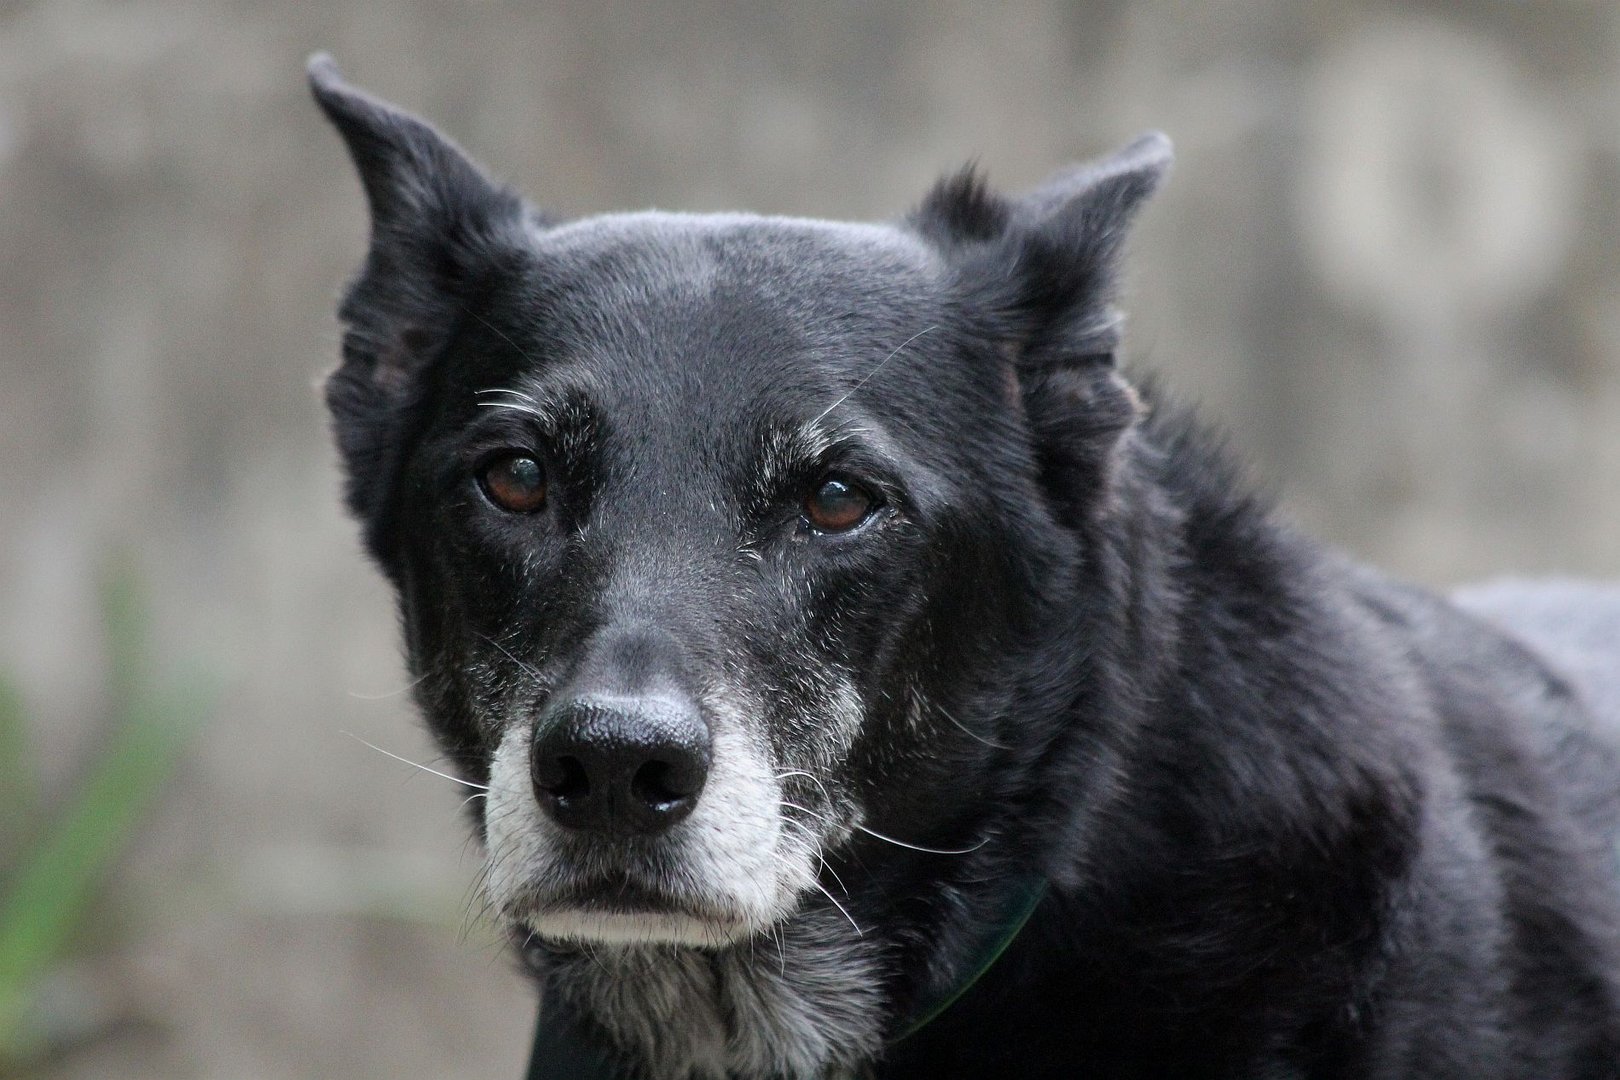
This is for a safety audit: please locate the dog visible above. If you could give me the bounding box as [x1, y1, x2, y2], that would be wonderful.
[308, 55, 1620, 1078]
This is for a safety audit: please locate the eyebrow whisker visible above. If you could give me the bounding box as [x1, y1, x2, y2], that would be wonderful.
[462, 305, 541, 367]
[476, 401, 549, 422]
[811, 325, 938, 428]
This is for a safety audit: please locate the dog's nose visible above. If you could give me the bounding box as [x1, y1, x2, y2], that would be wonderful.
[530, 694, 711, 836]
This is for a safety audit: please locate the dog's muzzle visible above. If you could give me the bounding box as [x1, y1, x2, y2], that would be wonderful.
[481, 625, 811, 946]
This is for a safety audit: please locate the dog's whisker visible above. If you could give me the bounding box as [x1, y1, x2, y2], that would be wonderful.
[477, 400, 548, 422]
[461, 882, 495, 939]
[810, 878, 864, 937]
[852, 823, 986, 857]
[810, 324, 938, 428]
[774, 769, 835, 802]
[476, 632, 550, 689]
[779, 814, 845, 892]
[816, 853, 850, 898]
[783, 799, 978, 858]
[461, 305, 541, 366]
[346, 671, 429, 700]
[773, 923, 788, 979]
[343, 731, 490, 790]
[932, 702, 1011, 750]
[801, 842, 852, 898]
[459, 862, 501, 942]
[475, 386, 538, 403]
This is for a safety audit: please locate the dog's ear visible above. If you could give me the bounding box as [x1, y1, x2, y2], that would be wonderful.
[309, 54, 529, 394]
[914, 134, 1171, 517]
[918, 133, 1170, 364]
[309, 55, 531, 537]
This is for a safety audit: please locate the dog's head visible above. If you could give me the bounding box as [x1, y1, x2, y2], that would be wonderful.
[311, 57, 1167, 951]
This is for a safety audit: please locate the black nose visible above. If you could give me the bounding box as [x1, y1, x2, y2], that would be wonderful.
[530, 694, 711, 836]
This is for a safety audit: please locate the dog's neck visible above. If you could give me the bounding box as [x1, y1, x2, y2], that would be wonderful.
[532, 868, 1054, 1079]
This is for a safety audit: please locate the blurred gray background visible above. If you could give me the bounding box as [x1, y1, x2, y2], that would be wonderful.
[1, 1, 1617, 1077]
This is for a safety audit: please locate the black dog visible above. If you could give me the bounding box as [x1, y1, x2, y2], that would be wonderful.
[309, 55, 1620, 1079]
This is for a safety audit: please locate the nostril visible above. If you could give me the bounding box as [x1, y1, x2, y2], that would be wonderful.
[541, 755, 590, 802]
[631, 759, 695, 811]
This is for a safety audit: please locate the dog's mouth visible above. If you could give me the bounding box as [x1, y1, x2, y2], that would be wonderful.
[544, 875, 705, 914]
[513, 875, 760, 947]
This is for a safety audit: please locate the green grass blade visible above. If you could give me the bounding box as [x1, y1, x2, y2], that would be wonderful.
[98, 558, 150, 715]
[0, 559, 212, 1057]
[0, 678, 208, 1052]
[0, 676, 33, 860]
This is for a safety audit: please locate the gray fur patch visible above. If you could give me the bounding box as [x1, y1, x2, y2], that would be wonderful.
[546, 904, 885, 1080]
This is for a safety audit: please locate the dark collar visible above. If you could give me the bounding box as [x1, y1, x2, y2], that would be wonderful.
[522, 879, 1049, 1079]
[889, 875, 1048, 1044]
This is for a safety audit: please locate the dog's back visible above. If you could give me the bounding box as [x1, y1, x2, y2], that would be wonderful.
[1350, 572, 1620, 1075]
[1457, 580, 1620, 741]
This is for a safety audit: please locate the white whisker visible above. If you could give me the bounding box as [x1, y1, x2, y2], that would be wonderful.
[810, 878, 864, 936]
[811, 325, 938, 427]
[781, 797, 978, 857]
[343, 731, 490, 791]
[853, 822, 986, 856]
[780, 800, 829, 822]
[475, 387, 538, 403]
[933, 702, 1010, 750]
[477, 401, 548, 421]
[779, 814, 850, 896]
[462, 306, 541, 366]
[771, 920, 787, 978]
[819, 855, 850, 897]
[477, 633, 549, 689]
[774, 769, 834, 801]
[346, 672, 428, 701]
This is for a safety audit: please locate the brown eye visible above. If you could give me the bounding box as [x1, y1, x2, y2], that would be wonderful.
[480, 453, 547, 513]
[803, 476, 876, 534]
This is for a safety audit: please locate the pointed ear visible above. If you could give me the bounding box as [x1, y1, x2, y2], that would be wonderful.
[928, 132, 1171, 362]
[309, 53, 530, 400]
[308, 53, 529, 254]
[309, 55, 532, 547]
[914, 134, 1171, 518]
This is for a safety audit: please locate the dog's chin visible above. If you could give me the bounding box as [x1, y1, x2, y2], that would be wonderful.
[524, 907, 756, 948]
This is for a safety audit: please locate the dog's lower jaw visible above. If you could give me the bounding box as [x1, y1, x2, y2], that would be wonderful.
[539, 905, 887, 1080]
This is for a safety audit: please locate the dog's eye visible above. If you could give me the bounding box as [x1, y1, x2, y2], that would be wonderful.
[480, 453, 547, 513]
[803, 476, 876, 534]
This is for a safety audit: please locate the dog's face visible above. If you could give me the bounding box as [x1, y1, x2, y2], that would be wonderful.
[433, 216, 1014, 948]
[312, 59, 1167, 952]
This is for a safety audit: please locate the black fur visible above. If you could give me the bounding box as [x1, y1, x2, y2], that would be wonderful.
[310, 55, 1620, 1079]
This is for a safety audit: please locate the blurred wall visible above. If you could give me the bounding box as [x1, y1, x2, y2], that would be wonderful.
[1, 2, 1616, 1077]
